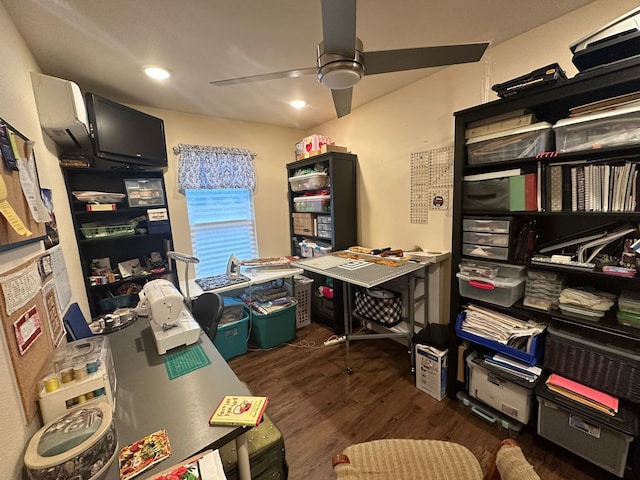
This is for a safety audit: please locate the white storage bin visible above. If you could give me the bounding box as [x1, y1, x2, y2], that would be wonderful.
[288, 172, 329, 192]
[457, 272, 525, 307]
[463, 218, 511, 234]
[467, 356, 534, 423]
[466, 122, 552, 164]
[554, 104, 640, 153]
[313, 245, 332, 256]
[293, 194, 330, 213]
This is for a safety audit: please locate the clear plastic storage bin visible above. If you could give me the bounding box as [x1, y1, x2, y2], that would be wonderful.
[462, 231, 510, 247]
[457, 272, 525, 307]
[288, 172, 329, 192]
[466, 122, 552, 164]
[293, 194, 330, 212]
[554, 104, 640, 153]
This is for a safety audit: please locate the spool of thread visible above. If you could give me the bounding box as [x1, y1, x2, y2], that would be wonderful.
[43, 374, 60, 393]
[60, 368, 74, 384]
[104, 316, 115, 330]
[85, 391, 95, 400]
[94, 388, 105, 397]
[76, 394, 87, 404]
[86, 360, 99, 374]
[73, 364, 88, 381]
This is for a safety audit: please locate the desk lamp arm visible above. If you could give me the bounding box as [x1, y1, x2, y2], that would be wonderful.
[166, 251, 200, 307]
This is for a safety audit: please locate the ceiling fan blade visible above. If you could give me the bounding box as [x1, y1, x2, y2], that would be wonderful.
[331, 88, 353, 118]
[363, 43, 489, 76]
[210, 67, 317, 86]
[321, 0, 356, 56]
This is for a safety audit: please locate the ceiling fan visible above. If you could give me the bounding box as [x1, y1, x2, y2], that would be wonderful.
[211, 0, 489, 118]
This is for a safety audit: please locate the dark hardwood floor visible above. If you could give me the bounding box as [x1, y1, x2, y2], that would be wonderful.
[228, 321, 622, 480]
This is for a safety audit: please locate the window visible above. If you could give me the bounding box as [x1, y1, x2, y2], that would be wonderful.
[185, 188, 258, 278]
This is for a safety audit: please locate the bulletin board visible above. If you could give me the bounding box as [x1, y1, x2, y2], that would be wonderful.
[0, 118, 47, 252]
[0, 253, 59, 423]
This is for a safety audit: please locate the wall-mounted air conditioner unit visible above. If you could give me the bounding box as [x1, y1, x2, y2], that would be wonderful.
[30, 72, 90, 151]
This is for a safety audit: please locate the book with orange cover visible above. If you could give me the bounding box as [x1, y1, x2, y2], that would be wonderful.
[209, 395, 269, 427]
[546, 373, 619, 415]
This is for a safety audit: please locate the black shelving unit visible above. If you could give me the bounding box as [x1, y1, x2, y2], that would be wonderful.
[449, 58, 640, 478]
[286, 151, 357, 333]
[62, 168, 175, 318]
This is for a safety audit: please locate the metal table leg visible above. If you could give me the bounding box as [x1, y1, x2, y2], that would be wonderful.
[236, 433, 251, 480]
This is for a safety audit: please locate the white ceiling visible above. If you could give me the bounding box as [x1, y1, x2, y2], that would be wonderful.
[3, 0, 595, 130]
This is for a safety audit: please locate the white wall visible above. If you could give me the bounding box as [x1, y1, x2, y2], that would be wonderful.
[1, 0, 638, 476]
[0, 2, 89, 478]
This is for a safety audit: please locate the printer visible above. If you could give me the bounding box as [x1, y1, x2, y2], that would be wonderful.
[571, 7, 640, 72]
[137, 279, 201, 354]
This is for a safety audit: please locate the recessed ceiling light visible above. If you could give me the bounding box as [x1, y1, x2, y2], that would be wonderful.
[290, 100, 306, 109]
[144, 66, 171, 80]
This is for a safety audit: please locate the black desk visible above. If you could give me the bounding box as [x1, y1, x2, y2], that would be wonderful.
[103, 318, 252, 479]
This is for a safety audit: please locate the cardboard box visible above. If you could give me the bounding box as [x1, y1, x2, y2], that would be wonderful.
[415, 344, 447, 400]
[292, 213, 314, 235]
[295, 144, 349, 160]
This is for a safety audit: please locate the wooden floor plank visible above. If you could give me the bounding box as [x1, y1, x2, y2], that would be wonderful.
[228, 322, 618, 480]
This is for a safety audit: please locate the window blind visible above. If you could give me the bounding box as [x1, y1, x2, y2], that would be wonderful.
[186, 188, 258, 277]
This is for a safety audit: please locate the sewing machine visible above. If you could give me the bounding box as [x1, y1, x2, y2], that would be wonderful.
[136, 279, 201, 354]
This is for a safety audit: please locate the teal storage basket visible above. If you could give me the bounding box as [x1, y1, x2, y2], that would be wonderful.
[250, 300, 297, 349]
[214, 309, 250, 360]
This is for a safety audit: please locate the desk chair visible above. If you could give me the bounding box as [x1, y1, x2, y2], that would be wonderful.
[191, 292, 224, 342]
[332, 438, 540, 480]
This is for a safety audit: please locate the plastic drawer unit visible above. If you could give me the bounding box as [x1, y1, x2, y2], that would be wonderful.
[466, 122, 553, 164]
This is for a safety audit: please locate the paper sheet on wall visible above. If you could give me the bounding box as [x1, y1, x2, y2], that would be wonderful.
[50, 245, 72, 313]
[0, 262, 41, 316]
[17, 154, 49, 223]
[0, 174, 31, 236]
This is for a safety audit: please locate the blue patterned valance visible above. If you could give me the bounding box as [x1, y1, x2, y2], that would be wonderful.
[175, 144, 257, 192]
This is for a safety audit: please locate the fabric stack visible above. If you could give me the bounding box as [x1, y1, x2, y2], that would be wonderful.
[558, 287, 616, 321]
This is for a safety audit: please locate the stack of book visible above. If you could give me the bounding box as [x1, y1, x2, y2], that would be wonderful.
[546, 373, 619, 416]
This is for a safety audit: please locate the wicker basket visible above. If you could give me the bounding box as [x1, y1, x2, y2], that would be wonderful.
[544, 326, 640, 403]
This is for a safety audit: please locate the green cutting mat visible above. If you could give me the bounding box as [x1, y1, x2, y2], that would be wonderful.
[165, 344, 211, 380]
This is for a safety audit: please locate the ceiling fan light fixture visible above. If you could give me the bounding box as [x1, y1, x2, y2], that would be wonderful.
[317, 61, 363, 89]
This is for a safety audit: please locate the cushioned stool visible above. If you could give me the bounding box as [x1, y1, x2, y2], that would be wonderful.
[332, 438, 539, 480]
[219, 412, 288, 480]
